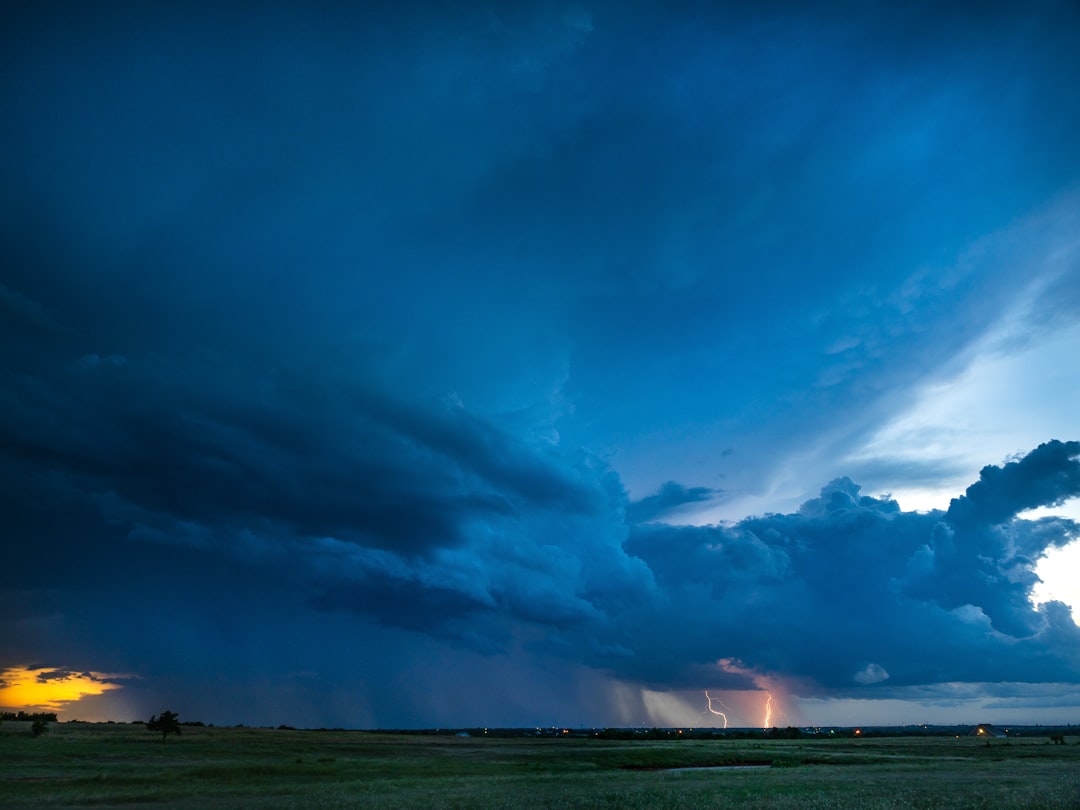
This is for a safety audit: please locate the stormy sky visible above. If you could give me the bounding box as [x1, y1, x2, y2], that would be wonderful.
[2, 1, 1080, 729]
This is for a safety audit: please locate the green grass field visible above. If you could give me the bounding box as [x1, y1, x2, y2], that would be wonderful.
[2, 722, 1078, 808]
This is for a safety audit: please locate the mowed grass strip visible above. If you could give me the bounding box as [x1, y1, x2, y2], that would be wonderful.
[2, 722, 1078, 808]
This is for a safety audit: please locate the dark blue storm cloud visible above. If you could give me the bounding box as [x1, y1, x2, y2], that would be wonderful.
[623, 444, 1080, 694]
[3, 1, 1080, 725]
[627, 481, 719, 524]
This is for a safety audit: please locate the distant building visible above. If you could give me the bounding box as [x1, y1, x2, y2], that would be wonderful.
[969, 724, 1007, 738]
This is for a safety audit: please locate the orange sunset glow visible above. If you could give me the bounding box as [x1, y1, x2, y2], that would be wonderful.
[0, 666, 128, 713]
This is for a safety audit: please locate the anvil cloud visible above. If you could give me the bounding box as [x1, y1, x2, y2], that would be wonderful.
[2, 0, 1080, 727]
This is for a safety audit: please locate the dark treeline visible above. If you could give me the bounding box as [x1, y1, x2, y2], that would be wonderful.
[368, 724, 1080, 740]
[372, 726, 811, 740]
[2, 711, 58, 722]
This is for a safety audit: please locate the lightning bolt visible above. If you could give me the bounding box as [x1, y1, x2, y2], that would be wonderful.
[703, 690, 729, 728]
[715, 659, 794, 730]
[763, 692, 792, 729]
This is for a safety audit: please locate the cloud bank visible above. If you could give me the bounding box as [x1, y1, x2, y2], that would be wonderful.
[4, 336, 1078, 719]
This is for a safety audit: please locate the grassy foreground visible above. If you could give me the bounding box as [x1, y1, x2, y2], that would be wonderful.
[2, 722, 1079, 809]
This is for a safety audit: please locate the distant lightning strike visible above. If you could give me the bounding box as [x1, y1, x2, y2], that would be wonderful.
[703, 690, 729, 728]
[762, 692, 792, 729]
[714, 659, 794, 730]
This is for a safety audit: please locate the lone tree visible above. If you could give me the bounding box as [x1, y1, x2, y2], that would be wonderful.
[146, 710, 181, 742]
